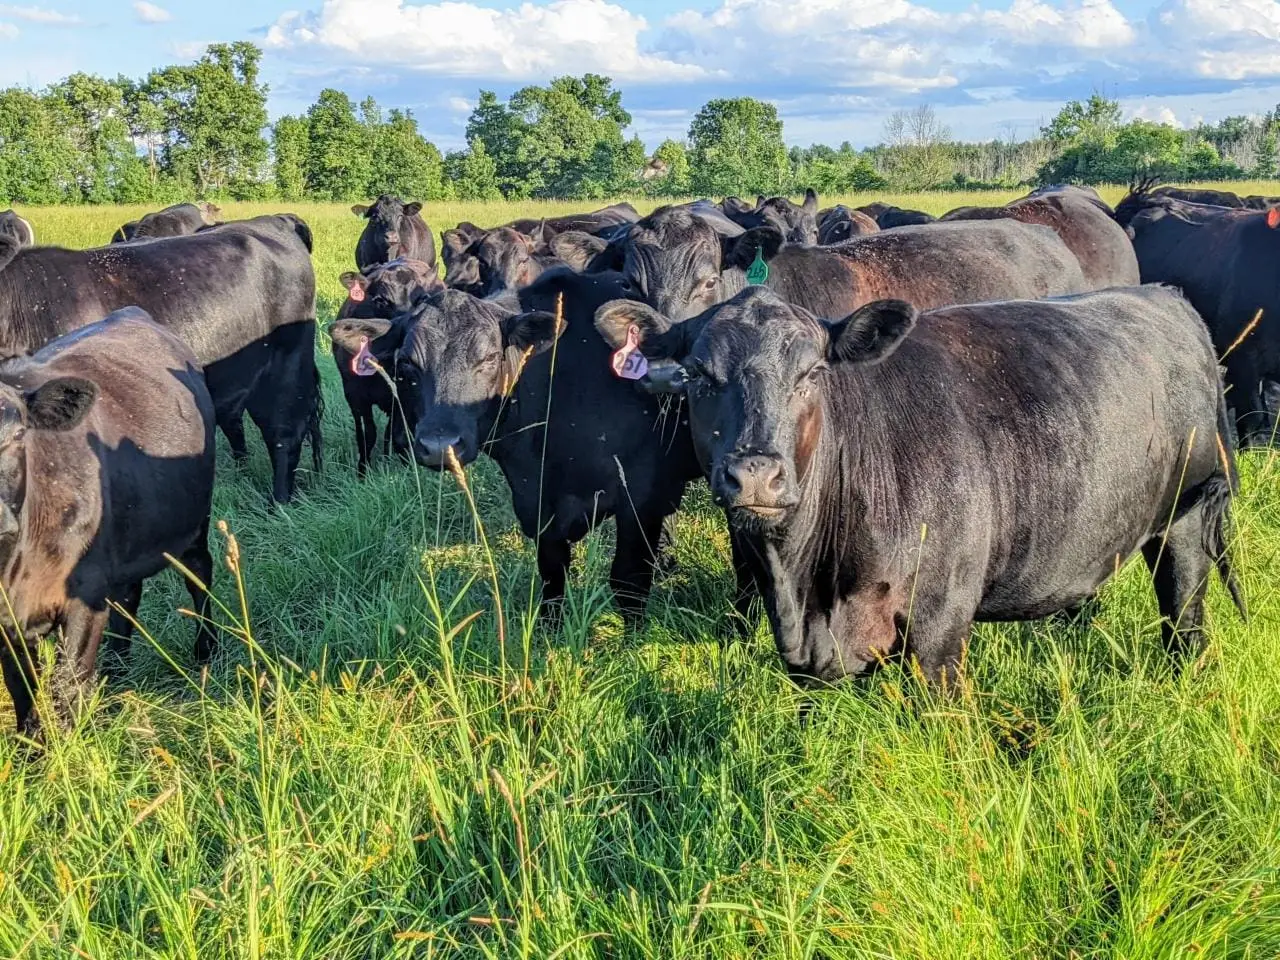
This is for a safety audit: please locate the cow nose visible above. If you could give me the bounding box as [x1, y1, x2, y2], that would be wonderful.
[385, 231, 400, 244]
[415, 431, 463, 469]
[717, 453, 790, 508]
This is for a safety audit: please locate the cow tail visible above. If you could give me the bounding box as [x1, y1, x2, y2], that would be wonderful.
[1203, 387, 1247, 620]
[308, 363, 324, 475]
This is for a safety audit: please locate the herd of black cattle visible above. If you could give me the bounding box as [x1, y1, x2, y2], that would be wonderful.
[0, 179, 1273, 734]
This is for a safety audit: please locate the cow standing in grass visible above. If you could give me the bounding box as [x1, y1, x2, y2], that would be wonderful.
[596, 286, 1245, 687]
[354, 195, 436, 271]
[0, 308, 216, 734]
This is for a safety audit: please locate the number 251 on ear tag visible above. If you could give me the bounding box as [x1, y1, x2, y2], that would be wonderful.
[746, 247, 769, 286]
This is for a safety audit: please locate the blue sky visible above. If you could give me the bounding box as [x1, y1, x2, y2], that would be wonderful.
[3, 0, 1279, 151]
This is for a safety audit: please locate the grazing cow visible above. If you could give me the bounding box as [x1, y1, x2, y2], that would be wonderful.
[595, 285, 1245, 686]
[111, 202, 220, 243]
[940, 190, 1140, 288]
[857, 202, 937, 229]
[723, 190, 821, 246]
[354, 195, 436, 270]
[330, 269, 700, 613]
[611, 205, 1087, 322]
[329, 259, 442, 474]
[0, 307, 216, 733]
[817, 205, 880, 245]
[0, 214, 320, 502]
[1116, 191, 1280, 444]
[0, 211, 34, 248]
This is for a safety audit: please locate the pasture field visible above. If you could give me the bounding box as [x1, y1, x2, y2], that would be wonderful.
[1, 185, 1278, 958]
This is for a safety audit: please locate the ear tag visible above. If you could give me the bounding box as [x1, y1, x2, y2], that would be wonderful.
[746, 247, 769, 286]
[351, 336, 378, 377]
[610, 325, 649, 380]
[348, 283, 366, 303]
[1268, 207, 1280, 229]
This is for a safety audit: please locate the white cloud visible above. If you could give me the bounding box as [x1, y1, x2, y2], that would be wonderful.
[133, 1, 172, 23]
[0, 21, 16, 38]
[0, 4, 81, 25]
[1147, 0, 1280, 79]
[447, 96, 472, 113]
[1131, 104, 1183, 127]
[171, 39, 211, 59]
[266, 0, 708, 82]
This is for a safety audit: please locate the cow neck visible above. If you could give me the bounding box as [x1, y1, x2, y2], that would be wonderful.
[719, 267, 749, 301]
[0, 255, 66, 359]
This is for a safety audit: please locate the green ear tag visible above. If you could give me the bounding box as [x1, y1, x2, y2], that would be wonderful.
[746, 247, 769, 286]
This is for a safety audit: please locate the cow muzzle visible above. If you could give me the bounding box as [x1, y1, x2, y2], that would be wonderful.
[714, 453, 797, 518]
[414, 428, 471, 470]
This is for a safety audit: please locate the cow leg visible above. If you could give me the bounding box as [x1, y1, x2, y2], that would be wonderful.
[218, 411, 250, 465]
[350, 398, 370, 477]
[905, 598, 975, 693]
[611, 510, 665, 623]
[1225, 352, 1269, 448]
[181, 530, 218, 664]
[102, 581, 143, 680]
[536, 537, 572, 611]
[1143, 512, 1212, 662]
[0, 635, 36, 734]
[267, 439, 303, 504]
[52, 599, 108, 727]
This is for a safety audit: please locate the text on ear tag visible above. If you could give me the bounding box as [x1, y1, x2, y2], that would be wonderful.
[747, 247, 769, 286]
[610, 324, 649, 380]
[351, 336, 378, 377]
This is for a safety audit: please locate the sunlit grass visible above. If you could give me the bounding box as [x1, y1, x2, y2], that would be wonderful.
[0, 187, 1276, 958]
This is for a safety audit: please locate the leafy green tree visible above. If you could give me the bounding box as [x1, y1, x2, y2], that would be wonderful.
[444, 139, 502, 201]
[688, 97, 789, 196]
[304, 89, 371, 201]
[46, 73, 147, 203]
[272, 114, 309, 200]
[643, 139, 692, 197]
[369, 109, 446, 200]
[791, 142, 886, 193]
[465, 75, 641, 198]
[880, 105, 953, 190]
[0, 88, 80, 203]
[1253, 131, 1278, 178]
[144, 41, 269, 196]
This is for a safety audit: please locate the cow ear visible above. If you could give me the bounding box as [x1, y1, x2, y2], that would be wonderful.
[0, 235, 19, 270]
[328, 318, 399, 355]
[550, 231, 608, 271]
[825, 300, 917, 365]
[724, 227, 784, 270]
[803, 188, 818, 212]
[503, 310, 562, 356]
[594, 299, 692, 361]
[755, 195, 768, 209]
[351, 204, 371, 218]
[25, 377, 96, 431]
[403, 202, 423, 218]
[339, 271, 367, 292]
[1268, 207, 1280, 229]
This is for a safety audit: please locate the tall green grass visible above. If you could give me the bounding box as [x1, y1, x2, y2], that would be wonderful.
[0, 186, 1277, 958]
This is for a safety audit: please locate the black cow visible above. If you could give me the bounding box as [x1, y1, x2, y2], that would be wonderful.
[0, 211, 34, 248]
[1151, 186, 1244, 208]
[329, 259, 442, 474]
[940, 190, 1139, 288]
[611, 205, 1086, 322]
[442, 221, 488, 293]
[817, 205, 879, 245]
[503, 202, 639, 241]
[330, 269, 700, 614]
[723, 190, 821, 246]
[1117, 191, 1280, 444]
[0, 308, 216, 733]
[0, 214, 320, 502]
[111, 202, 220, 243]
[595, 285, 1245, 687]
[354, 195, 436, 270]
[1024, 183, 1113, 214]
[857, 202, 937, 229]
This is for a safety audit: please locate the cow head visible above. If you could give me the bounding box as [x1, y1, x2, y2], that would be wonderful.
[372, 290, 561, 468]
[817, 205, 879, 245]
[620, 206, 784, 322]
[339, 259, 441, 320]
[595, 289, 916, 532]
[471, 227, 545, 296]
[0, 376, 97, 560]
[354, 195, 423, 263]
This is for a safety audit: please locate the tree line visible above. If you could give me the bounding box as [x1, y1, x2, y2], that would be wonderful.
[0, 43, 1276, 207]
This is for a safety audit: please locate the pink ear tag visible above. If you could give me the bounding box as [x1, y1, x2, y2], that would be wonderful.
[351, 336, 378, 377]
[348, 283, 366, 303]
[610, 325, 649, 380]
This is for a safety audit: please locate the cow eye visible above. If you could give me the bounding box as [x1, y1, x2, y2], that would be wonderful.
[700, 277, 717, 291]
[800, 362, 828, 385]
[685, 358, 719, 385]
[481, 351, 502, 367]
